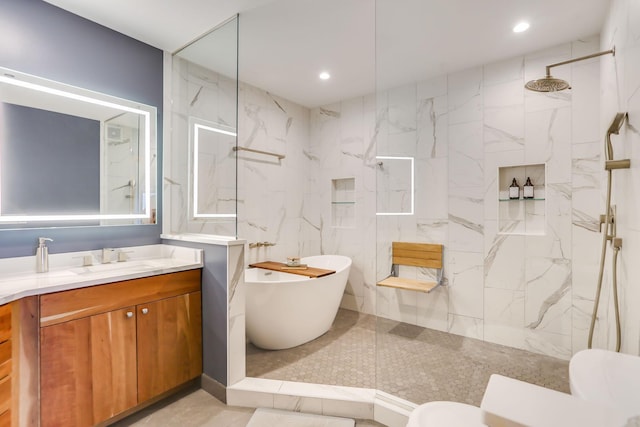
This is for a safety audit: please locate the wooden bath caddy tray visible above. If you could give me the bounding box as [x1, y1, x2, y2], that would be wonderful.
[249, 261, 335, 278]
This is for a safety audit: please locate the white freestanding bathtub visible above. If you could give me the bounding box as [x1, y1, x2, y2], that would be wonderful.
[245, 255, 352, 350]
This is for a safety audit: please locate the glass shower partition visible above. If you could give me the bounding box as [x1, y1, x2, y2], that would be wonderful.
[374, 0, 450, 406]
[170, 15, 239, 238]
[373, 0, 572, 410]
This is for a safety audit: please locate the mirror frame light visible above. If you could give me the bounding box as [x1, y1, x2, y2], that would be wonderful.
[375, 155, 415, 216]
[0, 68, 156, 223]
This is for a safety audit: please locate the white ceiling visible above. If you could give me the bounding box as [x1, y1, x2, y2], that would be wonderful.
[44, 0, 610, 108]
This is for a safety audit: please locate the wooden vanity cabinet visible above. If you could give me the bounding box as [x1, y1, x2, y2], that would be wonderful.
[0, 303, 11, 426]
[39, 270, 202, 427]
[40, 307, 138, 426]
[137, 292, 202, 402]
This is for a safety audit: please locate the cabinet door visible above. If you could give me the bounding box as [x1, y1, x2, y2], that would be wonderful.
[40, 307, 137, 427]
[0, 303, 10, 425]
[137, 291, 202, 402]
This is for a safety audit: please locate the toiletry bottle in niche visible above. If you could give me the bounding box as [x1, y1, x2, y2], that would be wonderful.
[523, 177, 534, 199]
[509, 178, 520, 199]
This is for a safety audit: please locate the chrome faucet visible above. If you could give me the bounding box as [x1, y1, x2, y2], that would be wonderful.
[36, 237, 53, 273]
[102, 248, 116, 264]
[116, 250, 133, 262]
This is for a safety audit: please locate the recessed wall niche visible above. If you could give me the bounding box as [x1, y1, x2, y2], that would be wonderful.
[331, 178, 355, 227]
[498, 163, 546, 235]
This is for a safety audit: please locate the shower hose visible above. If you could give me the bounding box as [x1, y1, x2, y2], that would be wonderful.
[587, 119, 624, 352]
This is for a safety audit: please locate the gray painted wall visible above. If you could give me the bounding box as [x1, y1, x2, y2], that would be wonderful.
[0, 0, 163, 257]
[163, 239, 229, 386]
[1, 103, 100, 215]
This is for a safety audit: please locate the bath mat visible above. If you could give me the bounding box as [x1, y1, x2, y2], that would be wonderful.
[246, 408, 355, 427]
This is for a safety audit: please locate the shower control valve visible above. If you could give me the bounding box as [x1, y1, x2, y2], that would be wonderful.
[599, 214, 615, 233]
[612, 237, 623, 249]
[599, 214, 614, 224]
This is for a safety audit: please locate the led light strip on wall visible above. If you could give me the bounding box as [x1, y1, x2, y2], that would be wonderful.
[192, 122, 237, 219]
[375, 156, 415, 216]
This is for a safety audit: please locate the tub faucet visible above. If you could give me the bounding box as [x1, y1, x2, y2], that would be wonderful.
[249, 241, 277, 249]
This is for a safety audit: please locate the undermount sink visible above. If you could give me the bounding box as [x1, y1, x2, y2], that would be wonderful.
[70, 260, 160, 275]
[570, 349, 640, 420]
[13, 270, 79, 281]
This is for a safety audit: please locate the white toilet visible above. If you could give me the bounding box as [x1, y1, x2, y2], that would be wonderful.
[406, 401, 485, 427]
[569, 349, 640, 421]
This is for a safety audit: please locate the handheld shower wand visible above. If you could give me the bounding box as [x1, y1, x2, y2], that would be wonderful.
[588, 112, 628, 352]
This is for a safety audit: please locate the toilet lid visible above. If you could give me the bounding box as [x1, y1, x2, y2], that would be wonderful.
[570, 349, 640, 420]
[407, 401, 485, 427]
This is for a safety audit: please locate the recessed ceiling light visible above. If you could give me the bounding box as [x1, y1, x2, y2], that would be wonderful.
[319, 71, 331, 80]
[513, 22, 530, 33]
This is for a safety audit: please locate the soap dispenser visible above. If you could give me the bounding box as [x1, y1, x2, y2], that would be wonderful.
[509, 178, 520, 199]
[36, 237, 53, 273]
[523, 177, 534, 199]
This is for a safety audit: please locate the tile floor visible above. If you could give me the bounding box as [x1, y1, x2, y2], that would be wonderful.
[247, 308, 570, 405]
[247, 308, 376, 388]
[118, 308, 569, 426]
[114, 389, 383, 427]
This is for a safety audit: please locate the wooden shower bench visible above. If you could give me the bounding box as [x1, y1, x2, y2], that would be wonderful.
[376, 242, 444, 293]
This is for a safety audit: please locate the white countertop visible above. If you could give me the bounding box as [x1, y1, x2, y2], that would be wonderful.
[0, 244, 203, 305]
[161, 233, 246, 246]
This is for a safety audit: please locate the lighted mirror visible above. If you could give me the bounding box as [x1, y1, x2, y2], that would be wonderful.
[376, 156, 414, 215]
[0, 67, 157, 227]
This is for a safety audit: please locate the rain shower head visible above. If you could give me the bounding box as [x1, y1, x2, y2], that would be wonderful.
[524, 76, 571, 92]
[525, 47, 615, 92]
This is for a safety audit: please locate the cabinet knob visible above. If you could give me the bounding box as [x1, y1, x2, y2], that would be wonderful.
[141, 308, 149, 315]
[126, 311, 133, 318]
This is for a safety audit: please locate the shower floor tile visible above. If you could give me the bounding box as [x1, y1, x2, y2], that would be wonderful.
[246, 308, 376, 387]
[246, 308, 569, 406]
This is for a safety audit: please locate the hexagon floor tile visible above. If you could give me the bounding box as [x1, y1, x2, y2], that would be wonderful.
[246, 309, 569, 405]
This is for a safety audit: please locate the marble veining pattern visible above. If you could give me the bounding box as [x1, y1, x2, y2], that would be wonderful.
[525, 262, 571, 330]
[229, 244, 246, 386]
[164, 20, 640, 360]
[600, 0, 640, 355]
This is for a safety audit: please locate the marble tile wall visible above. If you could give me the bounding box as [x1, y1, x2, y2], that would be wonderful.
[599, 0, 640, 356]
[166, 58, 238, 237]
[237, 84, 311, 265]
[308, 96, 378, 315]
[166, 57, 310, 256]
[166, 22, 640, 360]
[368, 36, 604, 360]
